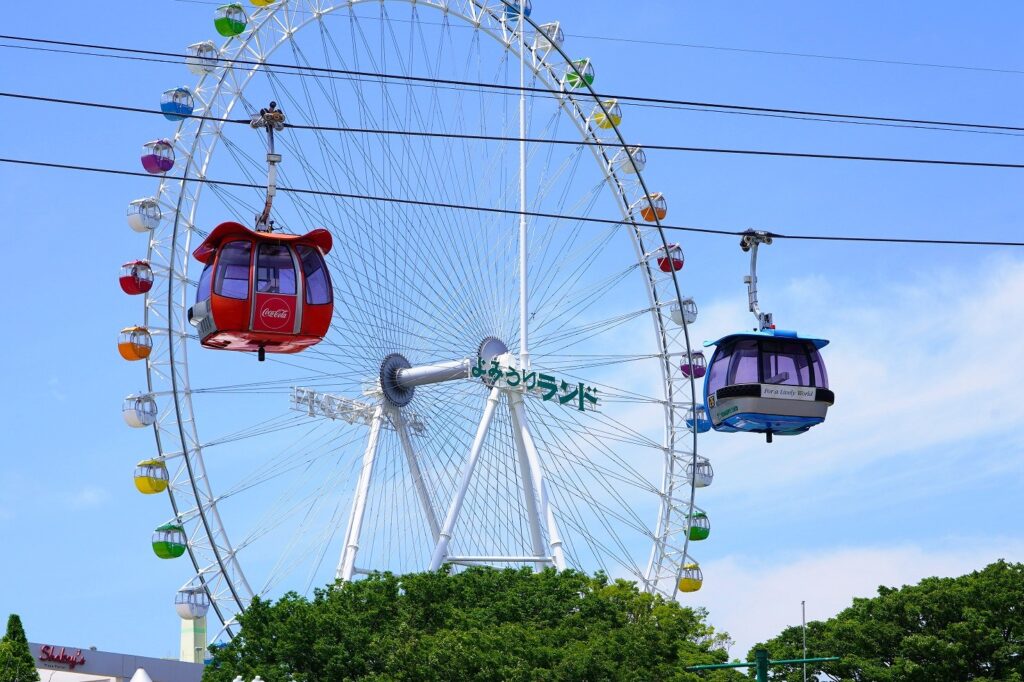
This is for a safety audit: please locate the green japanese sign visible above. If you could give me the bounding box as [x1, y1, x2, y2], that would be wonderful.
[471, 357, 599, 412]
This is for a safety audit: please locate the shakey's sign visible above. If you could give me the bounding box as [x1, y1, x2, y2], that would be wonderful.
[38, 644, 87, 670]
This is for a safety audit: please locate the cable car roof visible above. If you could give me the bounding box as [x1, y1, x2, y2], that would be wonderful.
[703, 328, 830, 350]
[193, 221, 333, 263]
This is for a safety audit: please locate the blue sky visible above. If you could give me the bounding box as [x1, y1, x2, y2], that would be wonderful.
[2, 0, 1023, 659]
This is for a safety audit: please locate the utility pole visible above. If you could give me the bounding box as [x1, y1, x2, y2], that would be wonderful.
[802, 600, 808, 682]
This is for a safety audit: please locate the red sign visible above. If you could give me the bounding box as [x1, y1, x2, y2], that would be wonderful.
[39, 645, 86, 670]
[253, 294, 296, 332]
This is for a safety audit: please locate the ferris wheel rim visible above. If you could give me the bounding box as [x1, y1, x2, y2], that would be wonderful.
[136, 0, 705, 635]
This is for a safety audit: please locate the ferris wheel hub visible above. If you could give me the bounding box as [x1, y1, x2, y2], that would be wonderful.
[378, 337, 511, 407]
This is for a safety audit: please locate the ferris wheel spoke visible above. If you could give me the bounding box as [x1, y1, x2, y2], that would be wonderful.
[341, 15, 511, 343]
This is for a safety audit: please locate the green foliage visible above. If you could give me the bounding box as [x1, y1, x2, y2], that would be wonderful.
[203, 567, 743, 682]
[0, 614, 40, 682]
[748, 560, 1024, 681]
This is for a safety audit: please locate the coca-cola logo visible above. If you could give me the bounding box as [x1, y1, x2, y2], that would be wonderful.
[39, 645, 86, 670]
[258, 297, 291, 330]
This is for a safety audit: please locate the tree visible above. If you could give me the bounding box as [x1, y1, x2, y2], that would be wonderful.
[204, 567, 744, 682]
[748, 560, 1024, 681]
[0, 614, 39, 682]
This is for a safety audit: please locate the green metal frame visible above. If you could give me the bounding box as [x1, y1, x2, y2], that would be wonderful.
[687, 649, 840, 682]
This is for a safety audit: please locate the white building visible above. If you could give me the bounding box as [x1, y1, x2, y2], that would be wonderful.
[29, 642, 203, 682]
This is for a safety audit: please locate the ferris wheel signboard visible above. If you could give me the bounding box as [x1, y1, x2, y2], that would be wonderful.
[472, 357, 599, 412]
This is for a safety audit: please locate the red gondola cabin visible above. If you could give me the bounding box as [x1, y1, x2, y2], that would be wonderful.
[188, 221, 333, 355]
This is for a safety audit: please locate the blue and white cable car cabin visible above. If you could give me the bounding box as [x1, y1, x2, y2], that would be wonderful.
[703, 330, 833, 439]
[704, 230, 835, 442]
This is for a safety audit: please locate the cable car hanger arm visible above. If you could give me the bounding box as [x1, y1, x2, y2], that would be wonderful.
[741, 229, 774, 331]
[251, 101, 286, 232]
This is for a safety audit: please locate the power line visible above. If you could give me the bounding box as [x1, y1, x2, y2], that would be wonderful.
[6, 91, 1024, 170]
[167, 0, 1024, 77]
[3, 34, 1023, 135]
[565, 33, 1024, 77]
[10, 41, 1021, 140]
[3, 156, 1021, 248]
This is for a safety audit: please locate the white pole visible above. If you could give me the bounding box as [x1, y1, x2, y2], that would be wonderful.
[508, 392, 566, 569]
[802, 599, 808, 682]
[336, 405, 385, 581]
[390, 406, 441, 542]
[507, 392, 548, 570]
[517, 1, 530, 371]
[428, 388, 503, 570]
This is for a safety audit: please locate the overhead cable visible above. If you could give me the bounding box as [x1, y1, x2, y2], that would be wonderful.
[3, 156, 1021, 248]
[2, 34, 1023, 135]
[5, 91, 1024, 170]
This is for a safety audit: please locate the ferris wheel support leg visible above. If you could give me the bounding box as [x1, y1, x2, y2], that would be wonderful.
[428, 387, 502, 571]
[389, 406, 441, 542]
[507, 392, 548, 571]
[508, 392, 566, 571]
[336, 404, 386, 582]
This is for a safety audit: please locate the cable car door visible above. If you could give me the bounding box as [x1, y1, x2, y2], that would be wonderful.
[252, 242, 300, 334]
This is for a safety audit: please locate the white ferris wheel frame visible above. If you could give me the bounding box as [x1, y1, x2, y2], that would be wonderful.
[136, 0, 706, 635]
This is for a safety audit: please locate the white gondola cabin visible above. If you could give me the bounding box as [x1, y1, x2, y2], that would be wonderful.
[127, 198, 161, 232]
[123, 393, 158, 428]
[175, 587, 211, 620]
[685, 457, 713, 488]
[670, 298, 698, 326]
[613, 146, 646, 174]
[186, 41, 219, 74]
[534, 22, 564, 51]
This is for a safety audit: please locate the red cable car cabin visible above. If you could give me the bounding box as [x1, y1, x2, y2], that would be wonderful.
[188, 221, 334, 355]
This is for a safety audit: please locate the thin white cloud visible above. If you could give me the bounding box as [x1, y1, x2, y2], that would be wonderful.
[699, 540, 1024, 657]
[68, 486, 109, 510]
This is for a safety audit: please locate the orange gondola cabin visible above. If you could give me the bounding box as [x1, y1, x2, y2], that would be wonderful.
[188, 221, 333, 357]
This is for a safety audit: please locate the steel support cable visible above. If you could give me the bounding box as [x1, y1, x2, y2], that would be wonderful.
[5, 157, 1023, 247]
[10, 92, 1024, 162]
[3, 34, 1023, 133]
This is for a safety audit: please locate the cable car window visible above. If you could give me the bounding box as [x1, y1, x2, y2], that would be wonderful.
[706, 342, 733, 395]
[214, 240, 251, 299]
[760, 341, 812, 386]
[256, 243, 297, 295]
[196, 261, 213, 303]
[810, 348, 828, 389]
[296, 245, 332, 305]
[727, 340, 759, 385]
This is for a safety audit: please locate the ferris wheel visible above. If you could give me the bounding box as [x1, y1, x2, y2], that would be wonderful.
[119, 0, 713, 635]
